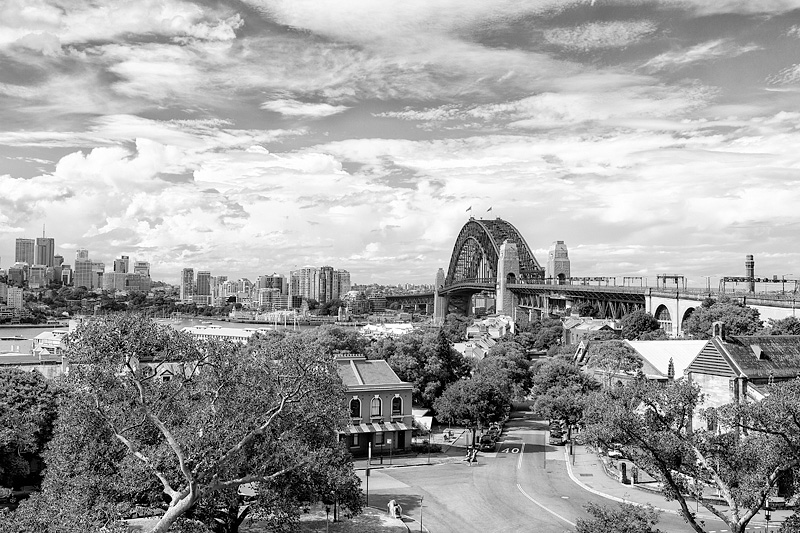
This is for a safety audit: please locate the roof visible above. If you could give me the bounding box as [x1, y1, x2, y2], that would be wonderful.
[335, 355, 409, 389]
[625, 340, 708, 378]
[714, 335, 800, 379]
[0, 354, 62, 365]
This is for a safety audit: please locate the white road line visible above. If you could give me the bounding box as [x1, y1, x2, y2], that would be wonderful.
[516, 483, 576, 528]
[517, 443, 524, 470]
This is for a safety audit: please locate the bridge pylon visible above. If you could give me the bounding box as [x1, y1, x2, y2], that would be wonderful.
[496, 240, 519, 316]
[433, 268, 448, 325]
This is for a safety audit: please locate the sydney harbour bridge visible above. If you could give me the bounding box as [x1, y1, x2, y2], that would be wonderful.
[386, 217, 800, 337]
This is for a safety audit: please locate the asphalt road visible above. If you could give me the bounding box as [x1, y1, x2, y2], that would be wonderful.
[363, 411, 762, 533]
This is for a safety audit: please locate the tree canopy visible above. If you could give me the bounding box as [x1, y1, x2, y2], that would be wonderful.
[682, 298, 762, 339]
[619, 310, 661, 340]
[433, 373, 510, 442]
[575, 502, 661, 533]
[530, 358, 599, 425]
[8, 315, 362, 533]
[581, 378, 800, 533]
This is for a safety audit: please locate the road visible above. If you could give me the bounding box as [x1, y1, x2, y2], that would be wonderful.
[361, 411, 775, 533]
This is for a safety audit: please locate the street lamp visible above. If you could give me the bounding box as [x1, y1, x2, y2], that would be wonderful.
[419, 495, 424, 533]
[765, 502, 772, 531]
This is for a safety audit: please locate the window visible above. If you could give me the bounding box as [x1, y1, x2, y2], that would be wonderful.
[392, 396, 402, 416]
[350, 398, 361, 419]
[370, 397, 382, 418]
[352, 434, 360, 447]
[374, 432, 383, 445]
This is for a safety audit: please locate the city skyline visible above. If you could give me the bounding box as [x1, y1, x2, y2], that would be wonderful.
[3, 2, 800, 285]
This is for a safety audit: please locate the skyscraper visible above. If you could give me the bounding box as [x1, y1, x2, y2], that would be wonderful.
[114, 255, 129, 273]
[35, 237, 55, 267]
[15, 238, 34, 265]
[180, 268, 195, 302]
[76, 248, 89, 261]
[74, 258, 93, 289]
[195, 271, 211, 305]
[133, 261, 150, 277]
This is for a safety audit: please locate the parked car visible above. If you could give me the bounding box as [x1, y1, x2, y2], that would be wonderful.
[548, 430, 565, 446]
[479, 435, 496, 451]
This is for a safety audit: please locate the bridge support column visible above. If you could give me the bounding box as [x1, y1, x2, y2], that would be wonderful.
[433, 268, 448, 325]
[496, 240, 520, 316]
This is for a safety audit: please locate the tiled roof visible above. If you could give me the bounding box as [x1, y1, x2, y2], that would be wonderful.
[718, 335, 800, 379]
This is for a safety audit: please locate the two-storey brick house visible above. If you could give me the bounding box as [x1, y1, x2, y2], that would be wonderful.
[335, 353, 413, 456]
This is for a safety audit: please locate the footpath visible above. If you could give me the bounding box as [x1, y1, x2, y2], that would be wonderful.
[565, 443, 792, 531]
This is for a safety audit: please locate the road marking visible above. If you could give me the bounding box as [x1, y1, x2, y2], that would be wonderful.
[517, 444, 523, 470]
[516, 483, 576, 527]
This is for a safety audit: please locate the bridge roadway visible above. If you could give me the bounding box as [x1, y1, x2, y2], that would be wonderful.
[357, 411, 749, 533]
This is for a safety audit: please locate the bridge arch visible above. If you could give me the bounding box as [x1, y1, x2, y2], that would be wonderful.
[655, 305, 672, 335]
[445, 218, 543, 287]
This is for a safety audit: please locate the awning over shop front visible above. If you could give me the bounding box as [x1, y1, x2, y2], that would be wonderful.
[342, 421, 409, 434]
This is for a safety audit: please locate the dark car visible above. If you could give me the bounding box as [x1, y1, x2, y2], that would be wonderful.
[479, 435, 496, 451]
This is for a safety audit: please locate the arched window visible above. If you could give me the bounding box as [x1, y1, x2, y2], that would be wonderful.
[370, 397, 382, 418]
[655, 305, 672, 335]
[392, 396, 402, 417]
[506, 272, 516, 284]
[350, 398, 361, 419]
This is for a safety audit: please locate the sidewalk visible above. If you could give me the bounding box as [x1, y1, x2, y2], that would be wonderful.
[564, 443, 794, 526]
[352, 429, 472, 471]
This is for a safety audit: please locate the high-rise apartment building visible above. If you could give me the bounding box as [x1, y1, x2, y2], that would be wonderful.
[76, 248, 89, 261]
[180, 268, 195, 302]
[257, 273, 287, 294]
[35, 237, 55, 267]
[291, 267, 318, 301]
[15, 238, 34, 265]
[7, 287, 23, 309]
[114, 255, 129, 273]
[61, 265, 72, 286]
[92, 262, 105, 289]
[194, 271, 211, 305]
[337, 270, 351, 295]
[53, 254, 64, 267]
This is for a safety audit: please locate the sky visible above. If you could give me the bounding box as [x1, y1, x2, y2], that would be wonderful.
[2, 1, 800, 286]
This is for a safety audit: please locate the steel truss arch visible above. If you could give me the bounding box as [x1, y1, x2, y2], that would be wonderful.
[444, 218, 544, 287]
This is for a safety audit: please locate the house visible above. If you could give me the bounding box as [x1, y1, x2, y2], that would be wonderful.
[32, 330, 69, 355]
[562, 317, 619, 345]
[686, 327, 800, 431]
[575, 339, 706, 386]
[452, 337, 497, 360]
[466, 315, 514, 340]
[335, 353, 413, 457]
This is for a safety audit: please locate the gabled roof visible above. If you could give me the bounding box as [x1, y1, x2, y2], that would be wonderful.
[625, 340, 707, 379]
[715, 335, 800, 379]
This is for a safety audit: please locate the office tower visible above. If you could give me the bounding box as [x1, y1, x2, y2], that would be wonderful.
[74, 258, 93, 289]
[257, 273, 287, 294]
[8, 263, 26, 287]
[180, 268, 194, 302]
[36, 237, 55, 267]
[195, 271, 211, 305]
[91, 262, 105, 289]
[53, 254, 64, 267]
[76, 248, 89, 260]
[15, 238, 34, 265]
[61, 265, 72, 285]
[114, 255, 129, 273]
[133, 261, 150, 277]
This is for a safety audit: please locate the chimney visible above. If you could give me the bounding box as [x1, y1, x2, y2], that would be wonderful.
[746, 255, 755, 293]
[713, 321, 725, 339]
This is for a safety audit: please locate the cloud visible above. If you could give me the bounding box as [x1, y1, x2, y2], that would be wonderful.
[642, 40, 761, 72]
[767, 64, 800, 85]
[260, 99, 350, 118]
[543, 20, 657, 50]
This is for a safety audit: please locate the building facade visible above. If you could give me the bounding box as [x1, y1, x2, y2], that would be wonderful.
[180, 268, 195, 303]
[547, 241, 570, 283]
[336, 353, 413, 456]
[35, 237, 55, 267]
[15, 238, 35, 265]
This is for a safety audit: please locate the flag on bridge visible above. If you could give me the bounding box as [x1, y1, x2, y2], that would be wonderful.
[466, 206, 472, 212]
[487, 207, 492, 212]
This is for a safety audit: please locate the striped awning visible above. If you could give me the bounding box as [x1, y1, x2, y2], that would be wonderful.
[342, 421, 409, 434]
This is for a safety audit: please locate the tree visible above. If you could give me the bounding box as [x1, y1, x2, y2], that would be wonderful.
[441, 313, 471, 343]
[682, 299, 762, 339]
[584, 340, 643, 387]
[21, 315, 361, 533]
[433, 374, 510, 445]
[581, 379, 800, 533]
[476, 350, 533, 401]
[619, 310, 661, 340]
[571, 302, 598, 318]
[763, 316, 800, 335]
[530, 358, 599, 427]
[575, 502, 661, 533]
[0, 368, 58, 489]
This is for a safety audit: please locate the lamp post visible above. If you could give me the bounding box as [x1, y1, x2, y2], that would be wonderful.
[325, 505, 330, 533]
[765, 502, 772, 532]
[419, 495, 424, 533]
